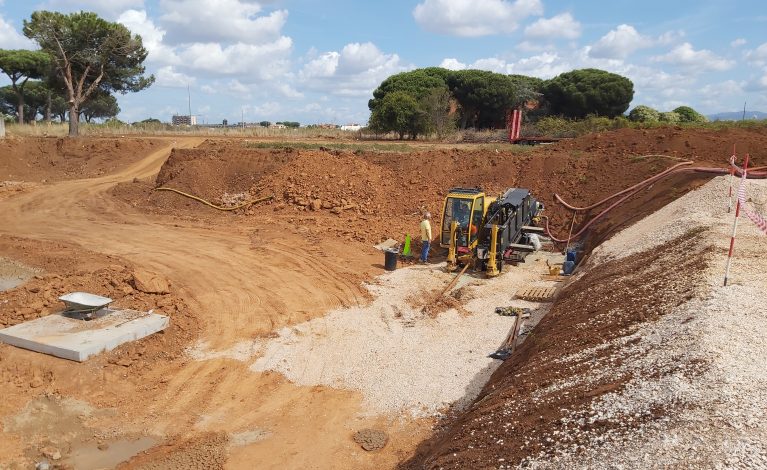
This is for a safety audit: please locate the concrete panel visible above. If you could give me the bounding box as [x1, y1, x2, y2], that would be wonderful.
[0, 309, 169, 362]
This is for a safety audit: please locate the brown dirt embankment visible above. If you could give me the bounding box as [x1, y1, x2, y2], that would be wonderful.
[112, 127, 767, 249]
[402, 228, 711, 469]
[0, 137, 163, 182]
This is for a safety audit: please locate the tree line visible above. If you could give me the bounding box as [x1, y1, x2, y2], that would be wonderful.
[368, 67, 635, 139]
[0, 10, 153, 136]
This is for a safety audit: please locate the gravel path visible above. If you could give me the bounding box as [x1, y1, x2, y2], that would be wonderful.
[250, 254, 562, 417]
[523, 176, 767, 468]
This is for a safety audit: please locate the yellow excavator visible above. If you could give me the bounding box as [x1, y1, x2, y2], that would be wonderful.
[439, 187, 544, 276]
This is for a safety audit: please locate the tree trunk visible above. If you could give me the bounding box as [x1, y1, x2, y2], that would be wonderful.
[68, 104, 79, 136]
[17, 98, 24, 125]
[45, 93, 51, 124]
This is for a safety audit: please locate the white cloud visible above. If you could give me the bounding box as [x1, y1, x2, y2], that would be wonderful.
[176, 38, 293, 81]
[301, 52, 340, 78]
[412, 0, 543, 37]
[227, 79, 250, 95]
[40, 0, 144, 18]
[524, 13, 581, 39]
[277, 83, 304, 99]
[653, 42, 734, 71]
[154, 66, 195, 87]
[746, 42, 767, 65]
[439, 58, 467, 70]
[730, 38, 747, 48]
[588, 24, 653, 59]
[118, 9, 179, 65]
[299, 42, 409, 97]
[437, 52, 570, 78]
[159, 0, 287, 45]
[0, 14, 35, 49]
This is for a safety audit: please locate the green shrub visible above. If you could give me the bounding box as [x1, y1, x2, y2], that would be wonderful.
[659, 111, 681, 123]
[672, 106, 707, 123]
[628, 105, 660, 122]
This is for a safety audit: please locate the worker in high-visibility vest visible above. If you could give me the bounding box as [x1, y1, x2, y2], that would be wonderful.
[419, 212, 432, 263]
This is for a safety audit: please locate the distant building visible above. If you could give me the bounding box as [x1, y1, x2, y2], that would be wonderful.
[269, 123, 286, 129]
[172, 115, 197, 126]
[222, 119, 228, 126]
[340, 124, 362, 131]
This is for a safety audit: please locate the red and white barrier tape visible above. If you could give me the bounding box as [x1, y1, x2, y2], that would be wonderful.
[736, 168, 767, 235]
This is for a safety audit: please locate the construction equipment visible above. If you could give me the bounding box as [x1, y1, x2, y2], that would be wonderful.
[440, 187, 543, 275]
[506, 109, 561, 145]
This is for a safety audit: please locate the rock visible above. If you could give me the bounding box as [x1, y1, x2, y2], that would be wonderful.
[97, 442, 109, 451]
[30, 377, 44, 388]
[331, 207, 342, 215]
[116, 357, 133, 367]
[321, 201, 333, 209]
[353, 429, 388, 451]
[28, 286, 41, 294]
[131, 270, 170, 295]
[310, 199, 322, 211]
[41, 447, 61, 460]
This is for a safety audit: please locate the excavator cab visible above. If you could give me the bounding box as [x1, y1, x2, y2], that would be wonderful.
[440, 188, 497, 269]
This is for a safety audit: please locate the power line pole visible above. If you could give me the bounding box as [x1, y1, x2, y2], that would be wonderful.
[742, 101, 747, 121]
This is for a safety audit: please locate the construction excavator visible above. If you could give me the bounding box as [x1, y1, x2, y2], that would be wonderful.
[439, 187, 544, 276]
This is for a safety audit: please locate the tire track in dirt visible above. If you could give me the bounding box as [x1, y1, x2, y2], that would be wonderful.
[0, 137, 418, 470]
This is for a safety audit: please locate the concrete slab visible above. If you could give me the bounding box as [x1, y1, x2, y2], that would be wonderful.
[0, 309, 169, 362]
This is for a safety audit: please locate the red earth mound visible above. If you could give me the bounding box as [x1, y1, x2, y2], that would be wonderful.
[0, 136, 162, 182]
[112, 126, 766, 249]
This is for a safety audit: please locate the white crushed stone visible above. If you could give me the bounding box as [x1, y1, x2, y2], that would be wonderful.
[591, 176, 736, 264]
[250, 254, 562, 417]
[523, 176, 767, 468]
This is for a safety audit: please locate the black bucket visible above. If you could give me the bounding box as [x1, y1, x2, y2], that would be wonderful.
[384, 249, 399, 271]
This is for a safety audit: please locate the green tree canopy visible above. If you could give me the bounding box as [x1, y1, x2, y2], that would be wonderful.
[420, 86, 456, 139]
[81, 91, 120, 122]
[369, 91, 427, 140]
[542, 68, 634, 118]
[446, 70, 528, 129]
[0, 49, 50, 124]
[672, 106, 707, 123]
[628, 105, 661, 122]
[23, 11, 154, 136]
[369, 69, 449, 112]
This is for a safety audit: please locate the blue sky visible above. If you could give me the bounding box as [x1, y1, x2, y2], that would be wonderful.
[1, 0, 766, 124]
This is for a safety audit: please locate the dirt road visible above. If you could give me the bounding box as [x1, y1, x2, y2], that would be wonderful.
[0, 138, 426, 468]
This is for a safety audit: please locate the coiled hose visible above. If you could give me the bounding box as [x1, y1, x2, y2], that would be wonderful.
[154, 187, 274, 211]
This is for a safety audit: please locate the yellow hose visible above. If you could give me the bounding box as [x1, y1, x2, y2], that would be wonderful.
[154, 187, 274, 211]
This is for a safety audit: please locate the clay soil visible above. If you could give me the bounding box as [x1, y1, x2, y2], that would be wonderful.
[0, 126, 765, 468]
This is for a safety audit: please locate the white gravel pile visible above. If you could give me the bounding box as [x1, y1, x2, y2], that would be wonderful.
[524, 176, 767, 468]
[250, 254, 561, 416]
[591, 176, 735, 263]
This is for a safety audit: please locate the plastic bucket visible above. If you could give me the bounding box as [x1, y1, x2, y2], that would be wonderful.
[384, 249, 399, 271]
[563, 260, 575, 275]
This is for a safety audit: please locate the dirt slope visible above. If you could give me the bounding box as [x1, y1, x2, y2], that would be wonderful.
[113, 127, 767, 250]
[0, 136, 163, 182]
[403, 230, 710, 468]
